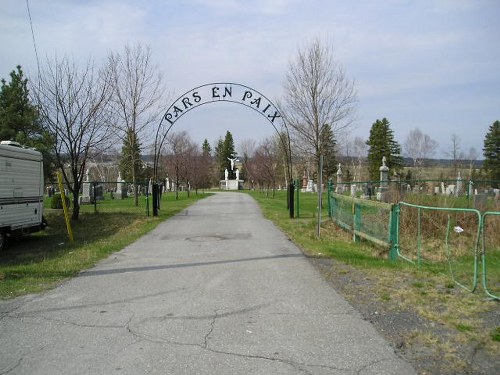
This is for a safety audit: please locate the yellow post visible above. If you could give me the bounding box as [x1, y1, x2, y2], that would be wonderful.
[56, 171, 74, 243]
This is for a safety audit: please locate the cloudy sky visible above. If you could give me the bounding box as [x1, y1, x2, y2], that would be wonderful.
[1, 0, 498, 158]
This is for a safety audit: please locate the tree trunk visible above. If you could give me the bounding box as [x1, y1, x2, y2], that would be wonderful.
[71, 181, 81, 221]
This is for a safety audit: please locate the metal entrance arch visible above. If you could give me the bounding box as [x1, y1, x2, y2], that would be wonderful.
[152, 82, 294, 217]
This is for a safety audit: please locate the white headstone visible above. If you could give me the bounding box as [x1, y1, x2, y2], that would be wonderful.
[306, 179, 314, 192]
[456, 172, 463, 197]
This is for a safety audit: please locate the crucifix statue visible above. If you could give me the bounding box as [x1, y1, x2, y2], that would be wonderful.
[227, 157, 237, 171]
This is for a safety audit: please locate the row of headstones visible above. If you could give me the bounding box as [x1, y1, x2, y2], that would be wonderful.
[303, 159, 499, 203]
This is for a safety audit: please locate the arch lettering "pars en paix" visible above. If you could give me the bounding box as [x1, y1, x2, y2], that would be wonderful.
[163, 82, 281, 126]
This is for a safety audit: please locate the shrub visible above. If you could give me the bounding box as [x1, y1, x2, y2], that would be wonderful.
[51, 193, 70, 209]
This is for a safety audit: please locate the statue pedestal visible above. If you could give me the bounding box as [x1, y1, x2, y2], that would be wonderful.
[220, 180, 244, 190]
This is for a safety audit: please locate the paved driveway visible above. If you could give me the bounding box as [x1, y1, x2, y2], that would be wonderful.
[0, 192, 415, 374]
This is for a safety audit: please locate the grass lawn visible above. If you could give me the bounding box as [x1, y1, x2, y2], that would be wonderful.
[0, 191, 210, 299]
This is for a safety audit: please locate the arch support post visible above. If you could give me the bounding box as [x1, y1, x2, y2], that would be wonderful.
[152, 183, 159, 217]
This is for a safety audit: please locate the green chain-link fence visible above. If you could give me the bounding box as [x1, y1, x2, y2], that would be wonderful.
[482, 212, 500, 299]
[397, 202, 481, 293]
[330, 179, 499, 210]
[327, 183, 499, 299]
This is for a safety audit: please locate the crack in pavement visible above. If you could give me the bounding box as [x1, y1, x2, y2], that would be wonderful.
[125, 309, 350, 375]
[0, 344, 48, 375]
[202, 309, 218, 348]
[0, 356, 22, 375]
[5, 310, 136, 330]
[2, 301, 396, 375]
[9, 288, 186, 316]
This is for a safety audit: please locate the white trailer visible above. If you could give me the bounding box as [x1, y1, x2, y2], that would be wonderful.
[0, 141, 46, 251]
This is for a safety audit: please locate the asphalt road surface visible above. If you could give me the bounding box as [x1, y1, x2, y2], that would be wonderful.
[0, 192, 416, 374]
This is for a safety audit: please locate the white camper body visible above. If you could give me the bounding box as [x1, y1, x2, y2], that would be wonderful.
[0, 141, 46, 250]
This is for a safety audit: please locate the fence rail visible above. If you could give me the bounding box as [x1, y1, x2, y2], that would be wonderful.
[327, 186, 499, 300]
[482, 212, 500, 299]
[330, 178, 499, 210]
[397, 202, 481, 293]
[45, 180, 157, 215]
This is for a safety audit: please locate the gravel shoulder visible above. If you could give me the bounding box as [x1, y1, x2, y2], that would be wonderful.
[308, 256, 500, 375]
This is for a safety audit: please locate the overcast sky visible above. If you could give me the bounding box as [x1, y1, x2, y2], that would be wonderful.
[1, 0, 498, 158]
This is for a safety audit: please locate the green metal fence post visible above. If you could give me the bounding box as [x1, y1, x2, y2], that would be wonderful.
[327, 180, 333, 218]
[295, 179, 300, 218]
[389, 203, 400, 261]
[145, 183, 150, 217]
[93, 182, 97, 213]
[354, 202, 361, 242]
[482, 212, 499, 300]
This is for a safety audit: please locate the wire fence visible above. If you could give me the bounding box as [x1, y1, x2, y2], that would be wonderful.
[327, 180, 499, 300]
[330, 178, 499, 211]
[397, 202, 481, 293]
[45, 180, 159, 215]
[482, 212, 500, 299]
[328, 192, 395, 250]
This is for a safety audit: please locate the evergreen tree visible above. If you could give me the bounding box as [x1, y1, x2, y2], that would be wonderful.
[0, 65, 55, 179]
[200, 138, 213, 189]
[214, 137, 225, 180]
[0, 66, 37, 140]
[483, 120, 500, 185]
[119, 128, 143, 182]
[213, 131, 237, 179]
[320, 123, 337, 180]
[366, 118, 403, 181]
[202, 138, 211, 157]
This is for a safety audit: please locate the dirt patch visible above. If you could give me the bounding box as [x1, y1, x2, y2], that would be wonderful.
[309, 256, 500, 375]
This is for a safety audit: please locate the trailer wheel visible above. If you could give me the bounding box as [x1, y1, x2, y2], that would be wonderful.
[0, 230, 5, 252]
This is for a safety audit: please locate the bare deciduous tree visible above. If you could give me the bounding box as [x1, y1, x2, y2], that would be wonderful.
[404, 128, 438, 178]
[247, 136, 283, 195]
[107, 43, 164, 205]
[281, 37, 357, 178]
[466, 147, 478, 178]
[351, 136, 368, 181]
[447, 133, 465, 176]
[239, 139, 256, 188]
[32, 56, 112, 220]
[164, 131, 197, 199]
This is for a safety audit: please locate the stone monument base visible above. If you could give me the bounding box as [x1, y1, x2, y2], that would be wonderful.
[220, 180, 244, 190]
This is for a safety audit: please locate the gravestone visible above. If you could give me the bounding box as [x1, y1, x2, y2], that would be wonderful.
[306, 179, 314, 192]
[335, 163, 343, 194]
[455, 172, 463, 197]
[116, 173, 126, 199]
[91, 184, 104, 202]
[473, 193, 488, 211]
[81, 169, 91, 204]
[379, 157, 389, 202]
[446, 184, 455, 196]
